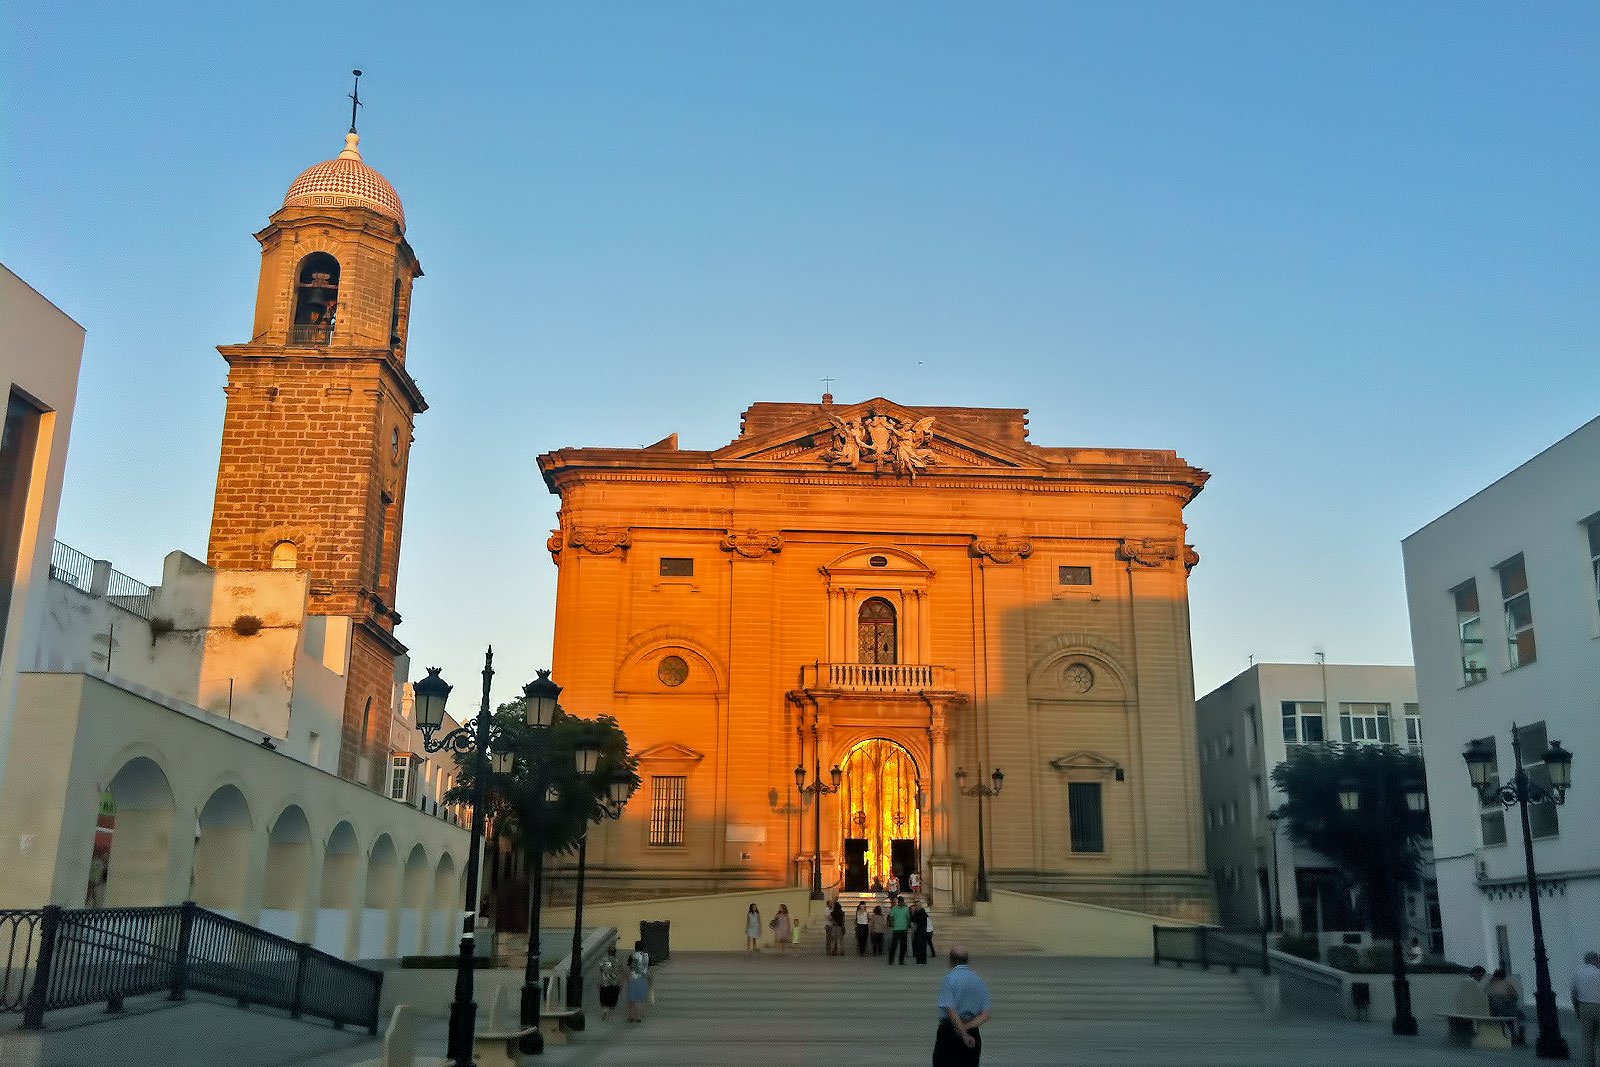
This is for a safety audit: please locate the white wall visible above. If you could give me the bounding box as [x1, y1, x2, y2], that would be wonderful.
[1402, 415, 1600, 999]
[1197, 663, 1420, 933]
[0, 264, 84, 804]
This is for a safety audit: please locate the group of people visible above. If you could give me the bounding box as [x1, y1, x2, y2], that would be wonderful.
[1454, 948, 1600, 1063]
[744, 895, 939, 964]
[596, 939, 653, 1024]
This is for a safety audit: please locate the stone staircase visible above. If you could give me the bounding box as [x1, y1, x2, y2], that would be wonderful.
[792, 895, 1044, 955]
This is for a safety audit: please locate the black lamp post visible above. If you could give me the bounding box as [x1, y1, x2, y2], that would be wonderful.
[795, 740, 842, 901]
[563, 771, 634, 1029]
[412, 649, 533, 1067]
[515, 670, 601, 1055]
[1336, 772, 1428, 1036]
[954, 767, 1003, 903]
[1464, 728, 1574, 1060]
[1265, 809, 1284, 932]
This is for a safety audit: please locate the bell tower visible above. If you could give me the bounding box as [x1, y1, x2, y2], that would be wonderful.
[208, 79, 426, 787]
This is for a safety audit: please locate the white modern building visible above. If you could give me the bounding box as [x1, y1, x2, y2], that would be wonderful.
[1196, 662, 1433, 950]
[1403, 415, 1599, 991]
[0, 264, 84, 803]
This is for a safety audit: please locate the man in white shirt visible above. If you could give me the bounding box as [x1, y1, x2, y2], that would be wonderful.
[1574, 951, 1600, 1067]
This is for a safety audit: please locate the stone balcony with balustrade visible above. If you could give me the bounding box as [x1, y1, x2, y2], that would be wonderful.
[798, 662, 960, 694]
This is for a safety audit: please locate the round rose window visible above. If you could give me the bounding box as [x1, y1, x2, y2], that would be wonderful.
[1065, 663, 1094, 693]
[658, 655, 689, 687]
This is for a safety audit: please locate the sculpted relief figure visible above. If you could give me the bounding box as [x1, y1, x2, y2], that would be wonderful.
[823, 410, 937, 479]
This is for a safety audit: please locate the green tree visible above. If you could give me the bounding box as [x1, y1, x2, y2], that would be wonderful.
[1269, 743, 1430, 938]
[445, 698, 637, 860]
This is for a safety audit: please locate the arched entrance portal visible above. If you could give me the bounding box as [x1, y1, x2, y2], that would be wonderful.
[839, 738, 920, 891]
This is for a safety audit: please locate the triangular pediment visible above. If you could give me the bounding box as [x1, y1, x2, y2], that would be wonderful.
[1049, 750, 1123, 775]
[635, 742, 705, 763]
[711, 398, 1040, 473]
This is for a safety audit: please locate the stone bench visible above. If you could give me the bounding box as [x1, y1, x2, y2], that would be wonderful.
[1438, 1012, 1513, 1049]
[354, 1005, 453, 1067]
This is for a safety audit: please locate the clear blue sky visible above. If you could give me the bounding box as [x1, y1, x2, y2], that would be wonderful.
[5, 2, 1596, 708]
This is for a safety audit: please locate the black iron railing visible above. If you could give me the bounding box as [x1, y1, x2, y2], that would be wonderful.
[1, 903, 381, 1032]
[1152, 924, 1270, 974]
[289, 323, 333, 346]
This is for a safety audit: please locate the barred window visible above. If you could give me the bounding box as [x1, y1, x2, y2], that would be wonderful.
[1067, 781, 1105, 853]
[649, 775, 686, 846]
[1058, 566, 1092, 586]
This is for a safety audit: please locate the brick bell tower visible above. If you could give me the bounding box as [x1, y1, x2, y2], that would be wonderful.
[208, 87, 426, 788]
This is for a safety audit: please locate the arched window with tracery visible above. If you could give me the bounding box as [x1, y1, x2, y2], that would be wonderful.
[291, 252, 340, 346]
[857, 597, 897, 664]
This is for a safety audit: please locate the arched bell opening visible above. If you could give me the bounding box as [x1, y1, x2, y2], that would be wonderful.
[291, 252, 340, 345]
[839, 738, 921, 891]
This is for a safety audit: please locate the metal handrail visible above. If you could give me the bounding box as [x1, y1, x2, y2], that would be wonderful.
[48, 541, 96, 595]
[2, 903, 381, 1033]
[1152, 924, 1270, 974]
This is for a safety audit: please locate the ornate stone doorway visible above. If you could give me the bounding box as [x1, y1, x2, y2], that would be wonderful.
[839, 738, 920, 890]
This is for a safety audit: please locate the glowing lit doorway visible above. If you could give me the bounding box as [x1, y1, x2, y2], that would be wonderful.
[840, 738, 920, 890]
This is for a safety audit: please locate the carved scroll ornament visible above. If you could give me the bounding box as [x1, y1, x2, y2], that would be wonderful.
[721, 529, 783, 559]
[1116, 537, 1180, 568]
[566, 524, 631, 556]
[1184, 544, 1201, 572]
[970, 535, 1033, 565]
[823, 410, 937, 479]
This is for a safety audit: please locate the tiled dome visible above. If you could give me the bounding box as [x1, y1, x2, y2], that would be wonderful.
[283, 133, 405, 230]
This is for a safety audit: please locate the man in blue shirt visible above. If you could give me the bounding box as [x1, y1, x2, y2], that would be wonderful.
[933, 945, 991, 1066]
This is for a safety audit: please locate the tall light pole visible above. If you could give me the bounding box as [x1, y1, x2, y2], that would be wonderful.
[1337, 770, 1428, 1036]
[795, 725, 842, 902]
[564, 772, 635, 1028]
[516, 670, 601, 1055]
[1265, 809, 1284, 932]
[955, 767, 1003, 903]
[1464, 728, 1574, 1060]
[413, 651, 521, 1067]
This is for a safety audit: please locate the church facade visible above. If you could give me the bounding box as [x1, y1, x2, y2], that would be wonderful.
[540, 397, 1213, 919]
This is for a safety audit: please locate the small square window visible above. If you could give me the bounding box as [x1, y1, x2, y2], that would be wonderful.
[1059, 566, 1092, 586]
[659, 557, 694, 578]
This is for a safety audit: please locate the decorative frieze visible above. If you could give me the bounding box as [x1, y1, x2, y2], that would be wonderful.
[1116, 537, 1180, 568]
[971, 535, 1033, 565]
[564, 524, 631, 556]
[721, 529, 783, 559]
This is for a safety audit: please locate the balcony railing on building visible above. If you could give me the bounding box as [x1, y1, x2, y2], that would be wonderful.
[289, 323, 332, 346]
[800, 662, 958, 693]
[48, 541, 152, 620]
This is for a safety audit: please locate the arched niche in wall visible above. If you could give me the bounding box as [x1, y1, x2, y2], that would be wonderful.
[818, 546, 936, 665]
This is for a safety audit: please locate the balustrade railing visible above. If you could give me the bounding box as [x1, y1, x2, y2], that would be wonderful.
[803, 662, 956, 692]
[47, 541, 153, 620]
[1, 903, 381, 1032]
[48, 541, 96, 595]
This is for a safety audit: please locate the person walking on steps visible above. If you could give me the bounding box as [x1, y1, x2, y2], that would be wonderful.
[745, 902, 762, 952]
[932, 945, 991, 1067]
[770, 903, 793, 955]
[855, 901, 870, 955]
[597, 946, 622, 1021]
[911, 899, 930, 964]
[1574, 950, 1600, 1067]
[888, 895, 911, 965]
[626, 940, 651, 1024]
[869, 905, 887, 956]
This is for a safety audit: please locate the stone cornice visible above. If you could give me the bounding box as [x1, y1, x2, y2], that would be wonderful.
[545, 468, 1198, 501]
[216, 344, 428, 414]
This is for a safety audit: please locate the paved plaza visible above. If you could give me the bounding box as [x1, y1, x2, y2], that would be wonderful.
[2, 951, 1559, 1067]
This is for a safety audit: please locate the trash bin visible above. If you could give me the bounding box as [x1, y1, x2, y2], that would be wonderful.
[640, 920, 670, 964]
[1351, 982, 1371, 1019]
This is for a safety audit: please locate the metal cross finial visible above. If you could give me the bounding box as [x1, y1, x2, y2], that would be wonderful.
[348, 69, 364, 134]
[821, 376, 835, 392]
